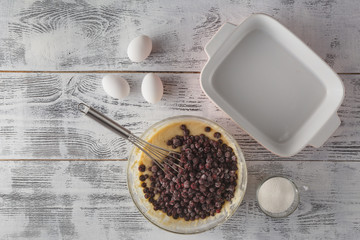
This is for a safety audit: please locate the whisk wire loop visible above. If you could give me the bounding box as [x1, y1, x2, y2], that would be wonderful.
[129, 135, 183, 173]
[79, 103, 182, 173]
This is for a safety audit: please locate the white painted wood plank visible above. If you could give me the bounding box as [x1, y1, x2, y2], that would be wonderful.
[0, 160, 359, 239]
[0, 0, 359, 72]
[0, 72, 359, 161]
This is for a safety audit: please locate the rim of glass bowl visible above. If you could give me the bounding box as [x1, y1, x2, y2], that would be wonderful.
[126, 115, 247, 234]
[256, 175, 299, 218]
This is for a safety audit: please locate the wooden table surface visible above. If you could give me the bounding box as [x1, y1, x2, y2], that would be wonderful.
[1, 0, 360, 239]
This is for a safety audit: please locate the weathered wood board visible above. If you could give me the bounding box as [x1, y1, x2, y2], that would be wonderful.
[0, 160, 358, 240]
[1, 1, 360, 239]
[0, 0, 359, 72]
[1, 72, 359, 161]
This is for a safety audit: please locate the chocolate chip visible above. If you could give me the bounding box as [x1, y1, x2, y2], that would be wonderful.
[151, 165, 158, 173]
[184, 129, 190, 136]
[173, 138, 181, 147]
[139, 175, 146, 181]
[214, 132, 221, 139]
[138, 164, 146, 172]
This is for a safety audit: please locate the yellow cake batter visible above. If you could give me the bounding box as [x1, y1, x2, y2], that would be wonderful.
[128, 117, 245, 232]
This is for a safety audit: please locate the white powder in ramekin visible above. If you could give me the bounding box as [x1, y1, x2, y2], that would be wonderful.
[257, 177, 295, 214]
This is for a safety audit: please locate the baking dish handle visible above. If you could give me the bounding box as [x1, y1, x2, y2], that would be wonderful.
[308, 114, 341, 148]
[205, 22, 237, 57]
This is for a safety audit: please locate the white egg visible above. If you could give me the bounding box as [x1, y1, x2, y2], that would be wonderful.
[127, 35, 152, 62]
[102, 75, 130, 99]
[141, 73, 163, 104]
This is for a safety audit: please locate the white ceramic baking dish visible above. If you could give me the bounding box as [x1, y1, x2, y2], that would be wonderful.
[200, 14, 344, 157]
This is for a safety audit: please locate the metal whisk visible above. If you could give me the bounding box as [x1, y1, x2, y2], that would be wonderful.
[78, 103, 182, 173]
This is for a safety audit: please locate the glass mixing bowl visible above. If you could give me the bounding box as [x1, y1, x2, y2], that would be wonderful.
[127, 115, 247, 234]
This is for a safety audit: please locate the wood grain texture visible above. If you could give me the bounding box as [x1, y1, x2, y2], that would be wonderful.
[0, 0, 359, 72]
[1, 1, 359, 239]
[0, 72, 359, 161]
[0, 160, 359, 239]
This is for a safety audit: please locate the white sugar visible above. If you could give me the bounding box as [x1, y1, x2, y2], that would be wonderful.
[258, 177, 295, 214]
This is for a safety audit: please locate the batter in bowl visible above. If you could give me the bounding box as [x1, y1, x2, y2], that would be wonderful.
[128, 116, 246, 233]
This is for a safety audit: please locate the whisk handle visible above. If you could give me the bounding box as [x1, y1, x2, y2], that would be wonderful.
[78, 103, 131, 139]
